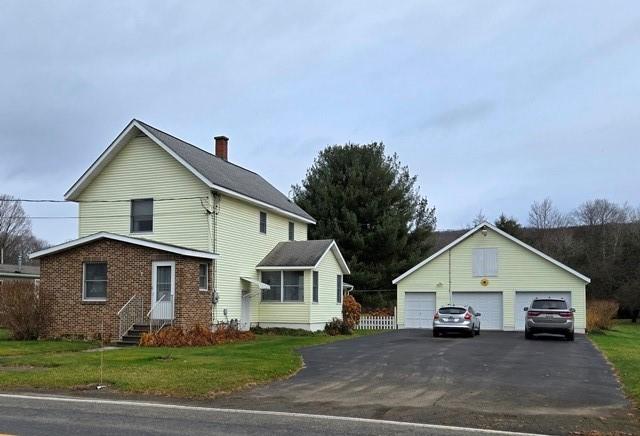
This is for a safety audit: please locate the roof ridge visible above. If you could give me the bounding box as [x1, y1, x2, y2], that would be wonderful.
[134, 119, 263, 178]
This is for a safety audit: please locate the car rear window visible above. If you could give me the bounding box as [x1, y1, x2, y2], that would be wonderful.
[439, 307, 466, 314]
[531, 300, 567, 310]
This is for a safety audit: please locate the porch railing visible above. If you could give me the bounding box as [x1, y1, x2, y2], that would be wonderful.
[146, 294, 174, 333]
[117, 294, 145, 339]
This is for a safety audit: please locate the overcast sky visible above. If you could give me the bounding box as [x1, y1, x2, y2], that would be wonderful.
[1, 1, 639, 245]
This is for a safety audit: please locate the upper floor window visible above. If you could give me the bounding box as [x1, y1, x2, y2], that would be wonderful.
[288, 222, 294, 241]
[259, 211, 267, 234]
[198, 263, 209, 291]
[336, 274, 343, 304]
[472, 248, 498, 277]
[131, 199, 153, 233]
[83, 262, 107, 301]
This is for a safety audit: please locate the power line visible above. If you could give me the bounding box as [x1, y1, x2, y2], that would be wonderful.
[0, 211, 209, 220]
[0, 196, 208, 204]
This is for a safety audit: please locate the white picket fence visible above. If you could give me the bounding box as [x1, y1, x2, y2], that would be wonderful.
[357, 307, 397, 330]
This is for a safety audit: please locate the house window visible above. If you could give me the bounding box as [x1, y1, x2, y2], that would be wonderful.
[336, 274, 342, 304]
[313, 271, 319, 303]
[131, 199, 153, 233]
[283, 271, 304, 302]
[288, 222, 295, 241]
[259, 211, 267, 234]
[261, 270, 304, 302]
[198, 263, 208, 291]
[261, 271, 281, 301]
[472, 248, 498, 277]
[83, 262, 107, 300]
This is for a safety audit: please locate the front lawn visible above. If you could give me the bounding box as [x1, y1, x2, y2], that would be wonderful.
[590, 321, 640, 405]
[0, 329, 373, 398]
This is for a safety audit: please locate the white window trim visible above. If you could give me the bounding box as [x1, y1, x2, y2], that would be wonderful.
[82, 262, 107, 302]
[261, 270, 305, 303]
[337, 274, 343, 305]
[199, 263, 209, 292]
[259, 211, 267, 234]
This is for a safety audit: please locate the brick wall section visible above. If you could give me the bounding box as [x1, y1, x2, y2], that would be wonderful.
[39, 239, 213, 341]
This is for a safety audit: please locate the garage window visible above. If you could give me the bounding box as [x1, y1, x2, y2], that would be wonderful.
[472, 248, 498, 277]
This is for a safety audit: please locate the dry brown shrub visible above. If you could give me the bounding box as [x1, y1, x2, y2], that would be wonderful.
[0, 280, 45, 340]
[342, 294, 361, 329]
[586, 299, 619, 332]
[140, 323, 255, 347]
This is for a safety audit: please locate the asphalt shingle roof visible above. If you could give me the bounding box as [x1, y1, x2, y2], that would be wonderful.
[257, 240, 334, 267]
[136, 120, 314, 222]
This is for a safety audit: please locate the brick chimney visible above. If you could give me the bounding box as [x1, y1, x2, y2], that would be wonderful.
[214, 136, 229, 161]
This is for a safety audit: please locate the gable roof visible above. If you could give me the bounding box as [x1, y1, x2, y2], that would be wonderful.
[256, 239, 350, 274]
[392, 221, 590, 284]
[64, 119, 315, 224]
[29, 232, 219, 260]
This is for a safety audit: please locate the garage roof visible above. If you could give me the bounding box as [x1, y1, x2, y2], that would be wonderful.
[392, 221, 590, 284]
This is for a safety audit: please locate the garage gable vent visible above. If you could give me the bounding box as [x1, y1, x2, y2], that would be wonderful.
[473, 248, 497, 277]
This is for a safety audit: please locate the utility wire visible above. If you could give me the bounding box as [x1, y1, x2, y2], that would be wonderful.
[0, 211, 209, 220]
[0, 196, 207, 203]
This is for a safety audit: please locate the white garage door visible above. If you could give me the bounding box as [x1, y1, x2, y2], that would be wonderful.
[404, 292, 436, 329]
[452, 292, 503, 330]
[514, 291, 572, 331]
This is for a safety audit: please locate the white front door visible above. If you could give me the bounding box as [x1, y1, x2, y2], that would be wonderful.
[404, 292, 436, 328]
[240, 291, 251, 331]
[151, 261, 175, 320]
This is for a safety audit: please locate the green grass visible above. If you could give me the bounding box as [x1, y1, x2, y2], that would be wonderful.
[590, 320, 640, 404]
[0, 328, 377, 398]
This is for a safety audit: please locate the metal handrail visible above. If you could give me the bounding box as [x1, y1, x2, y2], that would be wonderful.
[117, 294, 138, 316]
[117, 294, 144, 340]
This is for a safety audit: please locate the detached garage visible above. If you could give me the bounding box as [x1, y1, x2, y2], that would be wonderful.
[393, 222, 590, 333]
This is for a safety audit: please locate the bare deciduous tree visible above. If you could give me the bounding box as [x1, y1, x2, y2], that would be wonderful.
[528, 198, 567, 229]
[0, 195, 47, 264]
[471, 209, 487, 227]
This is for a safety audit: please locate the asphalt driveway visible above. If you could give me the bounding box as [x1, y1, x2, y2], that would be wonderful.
[214, 330, 639, 435]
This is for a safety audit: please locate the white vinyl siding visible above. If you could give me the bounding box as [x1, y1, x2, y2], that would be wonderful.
[216, 195, 308, 323]
[472, 248, 498, 277]
[396, 228, 587, 332]
[77, 135, 211, 250]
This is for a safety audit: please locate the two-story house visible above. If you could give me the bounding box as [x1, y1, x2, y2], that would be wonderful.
[30, 120, 350, 341]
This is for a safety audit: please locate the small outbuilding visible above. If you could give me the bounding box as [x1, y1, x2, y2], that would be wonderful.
[393, 222, 590, 333]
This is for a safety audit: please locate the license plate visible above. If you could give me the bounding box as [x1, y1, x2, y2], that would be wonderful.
[546, 314, 554, 319]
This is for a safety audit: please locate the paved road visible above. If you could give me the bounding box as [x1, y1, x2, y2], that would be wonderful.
[0, 393, 540, 436]
[213, 330, 640, 435]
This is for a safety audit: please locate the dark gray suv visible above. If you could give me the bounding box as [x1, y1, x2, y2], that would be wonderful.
[524, 298, 575, 341]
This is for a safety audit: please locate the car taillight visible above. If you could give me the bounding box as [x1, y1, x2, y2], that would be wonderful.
[434, 313, 439, 320]
[464, 312, 472, 320]
[559, 312, 573, 318]
[527, 311, 541, 317]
